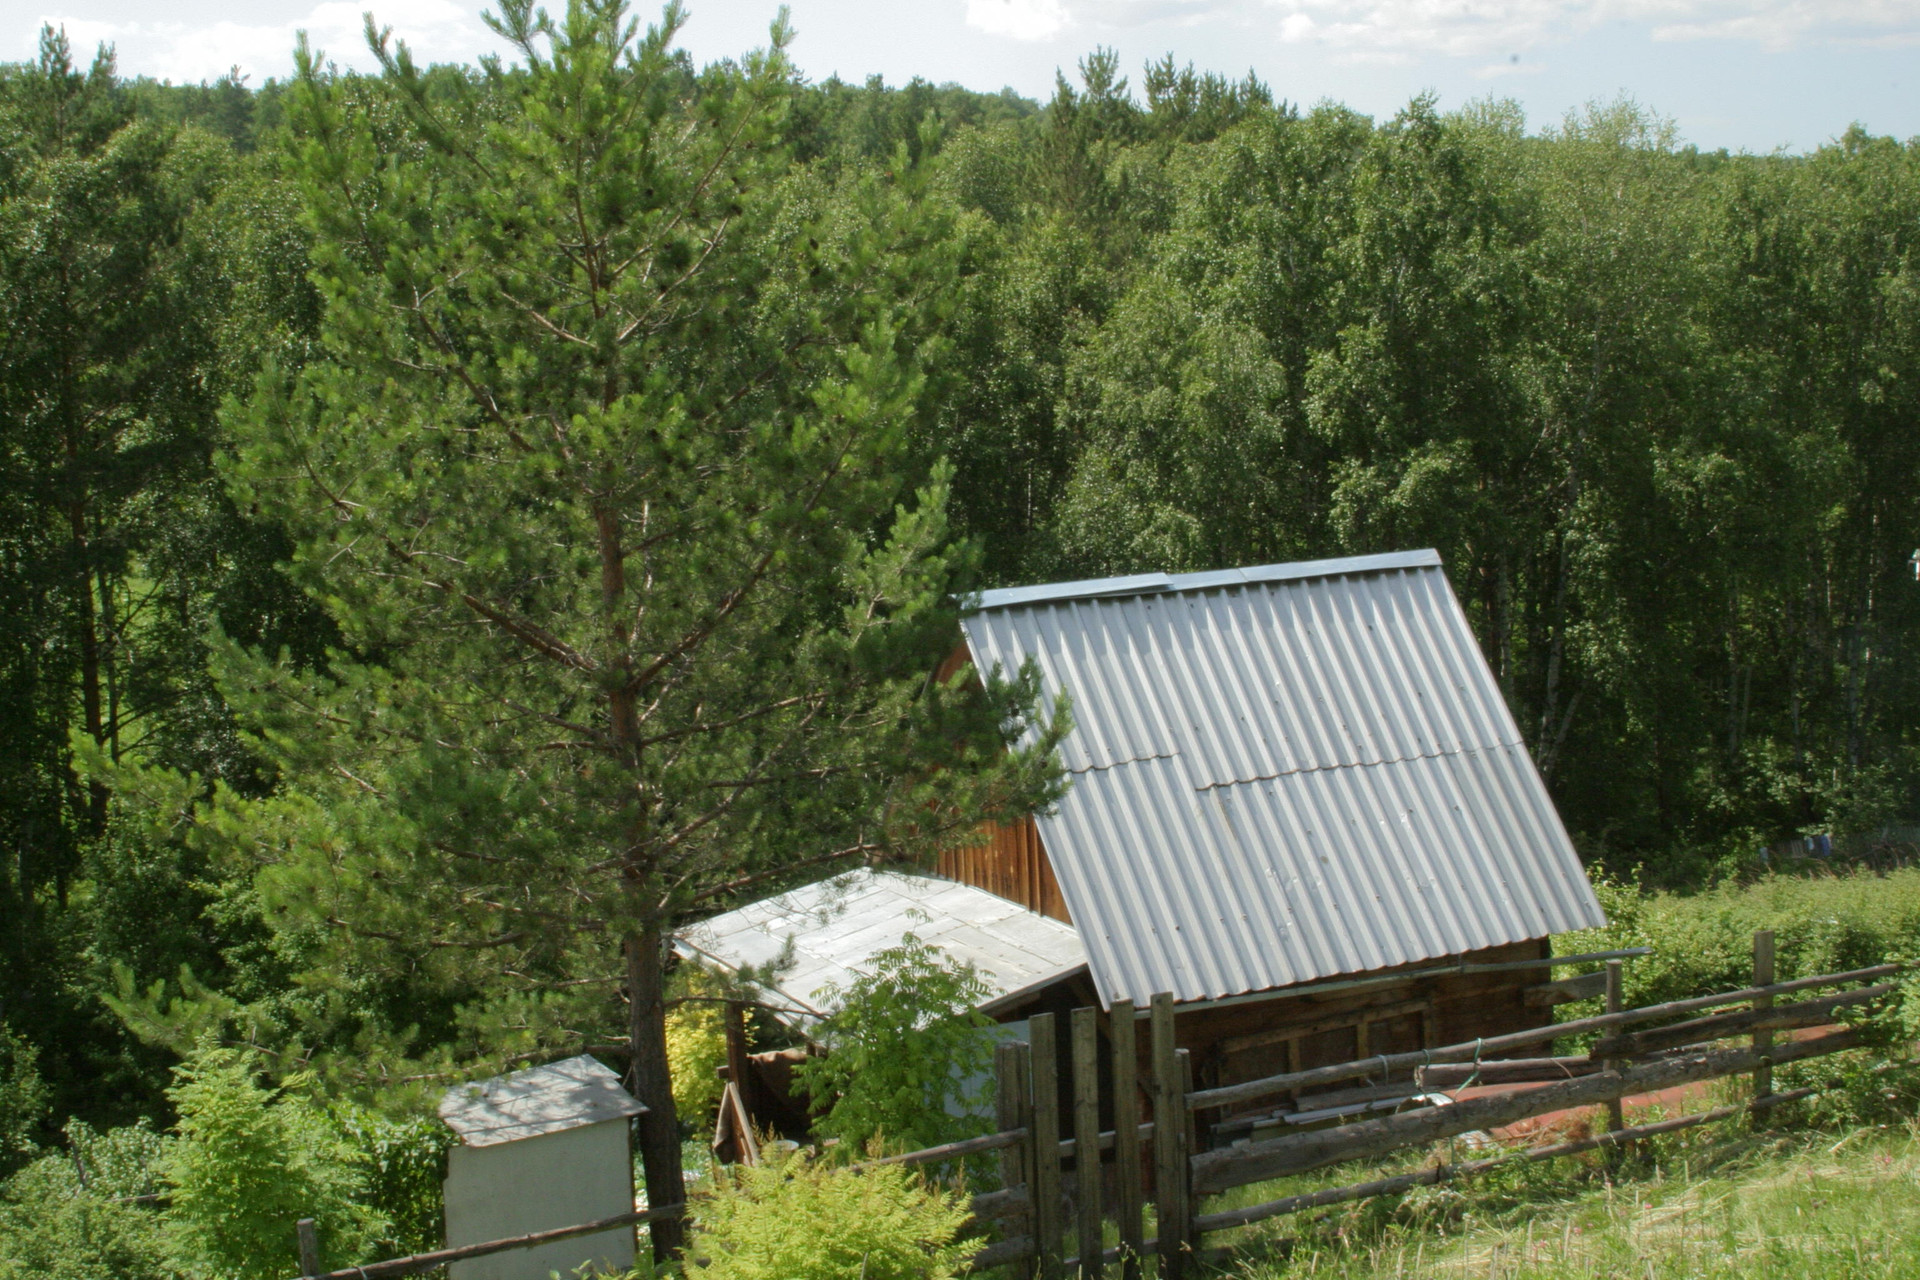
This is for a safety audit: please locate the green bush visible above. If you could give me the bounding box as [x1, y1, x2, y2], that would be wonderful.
[797, 935, 995, 1153]
[161, 1047, 384, 1280]
[0, 1124, 177, 1280]
[1557, 866, 1920, 1012]
[0, 1021, 48, 1177]
[333, 1106, 451, 1257]
[689, 1150, 972, 1280]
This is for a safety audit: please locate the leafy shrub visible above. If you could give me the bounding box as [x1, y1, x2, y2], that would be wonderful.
[0, 1124, 177, 1280]
[162, 1047, 384, 1280]
[0, 1022, 48, 1176]
[1556, 866, 1920, 1014]
[666, 995, 734, 1133]
[797, 935, 994, 1153]
[690, 1150, 971, 1280]
[334, 1106, 451, 1256]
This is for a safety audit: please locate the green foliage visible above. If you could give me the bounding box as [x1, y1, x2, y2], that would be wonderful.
[161, 1047, 383, 1280]
[1557, 866, 1920, 1013]
[689, 1150, 971, 1280]
[4, 0, 1920, 1221]
[0, 1119, 173, 1280]
[666, 1004, 729, 1132]
[0, 1022, 48, 1175]
[798, 934, 995, 1152]
[0, 1151, 179, 1280]
[332, 1106, 452, 1257]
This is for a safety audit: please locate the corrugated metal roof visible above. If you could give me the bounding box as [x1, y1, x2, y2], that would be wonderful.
[962, 549, 1605, 1009]
[676, 869, 1087, 1023]
[439, 1055, 644, 1147]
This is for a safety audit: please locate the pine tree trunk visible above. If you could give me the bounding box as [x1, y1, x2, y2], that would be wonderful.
[626, 920, 687, 1260]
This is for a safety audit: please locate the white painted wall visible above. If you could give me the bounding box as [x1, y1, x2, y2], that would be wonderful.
[444, 1118, 636, 1280]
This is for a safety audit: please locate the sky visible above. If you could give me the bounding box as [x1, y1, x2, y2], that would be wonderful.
[3, 0, 1916, 154]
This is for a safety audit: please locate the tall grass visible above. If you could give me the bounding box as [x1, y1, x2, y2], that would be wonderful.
[1222, 1123, 1920, 1278]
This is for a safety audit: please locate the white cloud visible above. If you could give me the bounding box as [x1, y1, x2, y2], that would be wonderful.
[966, 0, 1072, 39]
[25, 1, 504, 84]
[1256, 0, 1920, 59]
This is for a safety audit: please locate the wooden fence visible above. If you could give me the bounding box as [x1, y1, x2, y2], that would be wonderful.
[289, 934, 1902, 1279]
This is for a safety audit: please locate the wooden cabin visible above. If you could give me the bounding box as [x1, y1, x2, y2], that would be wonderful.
[686, 550, 1607, 1146]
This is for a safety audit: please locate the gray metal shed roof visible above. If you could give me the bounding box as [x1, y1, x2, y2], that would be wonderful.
[961, 549, 1605, 1008]
[676, 869, 1087, 1022]
[439, 1055, 644, 1147]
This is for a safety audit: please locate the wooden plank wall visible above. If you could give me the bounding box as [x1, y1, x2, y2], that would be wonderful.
[1161, 938, 1551, 1108]
[937, 816, 1072, 923]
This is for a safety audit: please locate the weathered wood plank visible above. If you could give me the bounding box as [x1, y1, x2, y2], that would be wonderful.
[1110, 998, 1144, 1280]
[1186, 963, 1903, 1111]
[1072, 1007, 1104, 1280]
[1603, 960, 1625, 1152]
[1031, 1012, 1065, 1280]
[1524, 971, 1608, 1008]
[1191, 1027, 1861, 1194]
[1192, 1086, 1818, 1235]
[1414, 1057, 1599, 1088]
[1151, 994, 1186, 1280]
[996, 1040, 1036, 1279]
[848, 1126, 1024, 1171]
[1754, 930, 1775, 1111]
[287, 1203, 686, 1280]
[1588, 983, 1892, 1059]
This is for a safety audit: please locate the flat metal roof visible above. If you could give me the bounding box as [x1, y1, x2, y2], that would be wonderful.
[439, 1055, 644, 1147]
[962, 549, 1605, 1008]
[676, 869, 1087, 1022]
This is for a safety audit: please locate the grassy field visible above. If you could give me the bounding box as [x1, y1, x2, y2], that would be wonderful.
[1211, 1119, 1920, 1279]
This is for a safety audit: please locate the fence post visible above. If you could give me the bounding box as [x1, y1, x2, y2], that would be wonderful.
[1176, 1049, 1195, 1265]
[1072, 1007, 1104, 1280]
[1604, 960, 1626, 1162]
[296, 1218, 320, 1278]
[1151, 994, 1190, 1279]
[1030, 1012, 1065, 1280]
[996, 1040, 1036, 1280]
[1110, 998, 1144, 1280]
[1753, 930, 1776, 1115]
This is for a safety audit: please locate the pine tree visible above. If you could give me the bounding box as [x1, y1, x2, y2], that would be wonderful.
[187, 0, 1061, 1254]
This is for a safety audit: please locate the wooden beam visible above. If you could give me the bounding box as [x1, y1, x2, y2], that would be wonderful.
[1030, 1013, 1065, 1280]
[1588, 983, 1892, 1059]
[1109, 998, 1143, 1280]
[1191, 1027, 1861, 1194]
[1414, 1057, 1600, 1088]
[1524, 972, 1608, 1008]
[1071, 1007, 1104, 1280]
[1186, 963, 1904, 1112]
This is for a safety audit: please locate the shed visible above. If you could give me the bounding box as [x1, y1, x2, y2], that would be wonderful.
[676, 867, 1090, 1024]
[439, 1055, 645, 1280]
[943, 548, 1607, 1110]
[683, 550, 1607, 1142]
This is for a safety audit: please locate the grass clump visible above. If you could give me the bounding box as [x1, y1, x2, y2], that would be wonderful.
[1218, 1120, 1920, 1279]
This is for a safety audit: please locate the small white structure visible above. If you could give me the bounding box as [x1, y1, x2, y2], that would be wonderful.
[676, 867, 1089, 1025]
[439, 1055, 645, 1280]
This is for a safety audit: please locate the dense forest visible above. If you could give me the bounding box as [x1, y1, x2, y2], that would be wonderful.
[2, 0, 1918, 1233]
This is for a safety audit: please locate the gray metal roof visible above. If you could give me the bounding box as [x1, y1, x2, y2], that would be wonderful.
[676, 869, 1087, 1023]
[962, 549, 1605, 1009]
[439, 1055, 644, 1147]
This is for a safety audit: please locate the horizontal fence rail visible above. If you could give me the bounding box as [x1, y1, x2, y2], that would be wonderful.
[1187, 961, 1904, 1112]
[291, 1203, 686, 1280]
[290, 940, 1905, 1280]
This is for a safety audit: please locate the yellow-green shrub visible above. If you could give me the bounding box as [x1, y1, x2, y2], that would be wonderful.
[666, 999, 732, 1131]
[690, 1152, 971, 1280]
